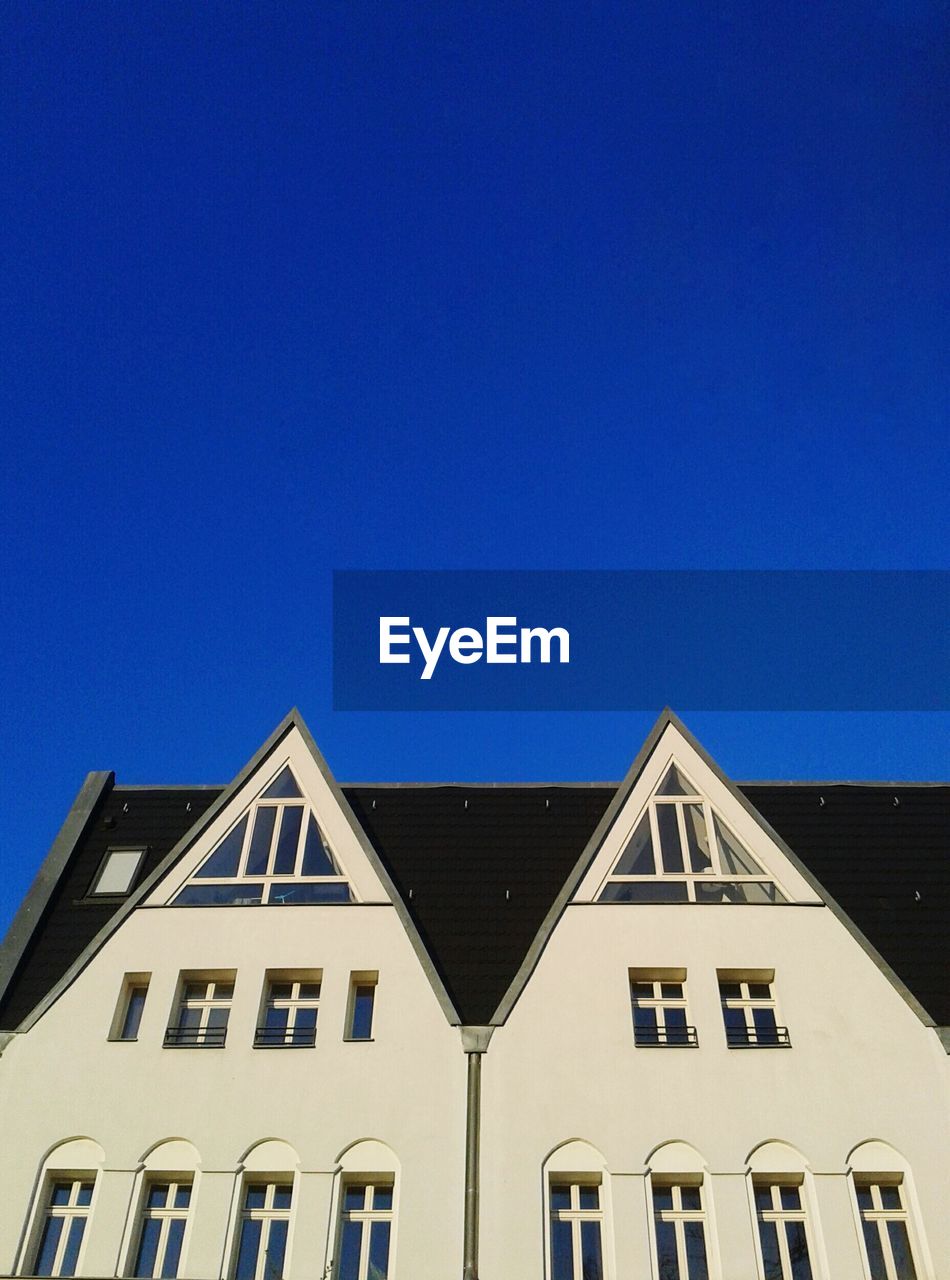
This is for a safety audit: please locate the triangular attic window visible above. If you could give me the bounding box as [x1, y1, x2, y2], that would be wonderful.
[173, 765, 352, 906]
[598, 761, 786, 904]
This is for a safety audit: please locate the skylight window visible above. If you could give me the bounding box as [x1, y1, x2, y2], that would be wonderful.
[172, 766, 352, 906]
[88, 848, 146, 897]
[598, 763, 787, 904]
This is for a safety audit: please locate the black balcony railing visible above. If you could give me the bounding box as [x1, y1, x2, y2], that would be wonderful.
[634, 1024, 699, 1047]
[253, 1025, 317, 1048]
[726, 1025, 791, 1048]
[163, 1024, 228, 1047]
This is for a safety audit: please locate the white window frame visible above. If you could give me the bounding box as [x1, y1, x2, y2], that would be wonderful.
[31, 1177, 97, 1277]
[165, 974, 235, 1048]
[547, 1178, 606, 1280]
[88, 847, 147, 896]
[334, 1181, 396, 1280]
[717, 973, 790, 1048]
[650, 1178, 711, 1280]
[130, 1179, 193, 1279]
[175, 766, 350, 905]
[109, 972, 151, 1041]
[344, 972, 378, 1042]
[255, 973, 321, 1047]
[599, 761, 788, 903]
[751, 1180, 815, 1280]
[852, 1178, 923, 1280]
[629, 970, 697, 1047]
[233, 1181, 294, 1280]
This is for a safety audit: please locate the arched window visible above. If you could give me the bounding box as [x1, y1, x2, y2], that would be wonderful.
[24, 1138, 105, 1278]
[330, 1140, 399, 1280]
[232, 1141, 300, 1280]
[745, 1142, 823, 1280]
[847, 1142, 930, 1280]
[645, 1141, 716, 1280]
[543, 1140, 611, 1280]
[124, 1140, 201, 1280]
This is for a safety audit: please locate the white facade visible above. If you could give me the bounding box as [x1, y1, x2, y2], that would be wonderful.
[1, 712, 947, 1280]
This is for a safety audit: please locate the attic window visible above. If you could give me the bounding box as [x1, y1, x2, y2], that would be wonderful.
[598, 763, 787, 904]
[88, 848, 146, 897]
[172, 765, 352, 906]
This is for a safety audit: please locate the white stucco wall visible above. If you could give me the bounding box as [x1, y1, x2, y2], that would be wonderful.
[477, 899, 949, 1280]
[0, 902, 465, 1280]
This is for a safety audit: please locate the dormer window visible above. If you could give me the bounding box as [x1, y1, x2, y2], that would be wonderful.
[598, 763, 787, 903]
[172, 766, 352, 906]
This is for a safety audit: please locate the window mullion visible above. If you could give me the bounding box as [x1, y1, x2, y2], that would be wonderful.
[703, 800, 720, 873]
[775, 1214, 793, 1280]
[293, 809, 308, 876]
[879, 1221, 899, 1280]
[358, 1217, 371, 1280]
[571, 1216, 583, 1280]
[648, 804, 662, 873]
[265, 805, 281, 876]
[675, 804, 690, 871]
[155, 1215, 171, 1279]
[674, 1216, 688, 1280]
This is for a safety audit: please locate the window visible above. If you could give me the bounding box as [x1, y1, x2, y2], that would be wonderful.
[599, 763, 786, 904]
[345, 973, 377, 1040]
[131, 1181, 192, 1278]
[652, 1181, 710, 1280]
[718, 974, 790, 1047]
[255, 974, 320, 1047]
[754, 1183, 813, 1280]
[89, 847, 146, 896]
[549, 1181, 604, 1280]
[165, 975, 234, 1047]
[234, 1183, 292, 1280]
[111, 973, 151, 1041]
[33, 1179, 95, 1277]
[173, 766, 352, 906]
[630, 971, 697, 1046]
[854, 1181, 919, 1280]
[336, 1183, 394, 1280]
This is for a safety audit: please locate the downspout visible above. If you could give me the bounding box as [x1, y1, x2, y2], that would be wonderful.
[460, 1026, 494, 1280]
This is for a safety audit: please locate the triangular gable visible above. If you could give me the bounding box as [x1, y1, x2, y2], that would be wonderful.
[16, 711, 460, 1032]
[577, 751, 807, 905]
[491, 710, 936, 1032]
[149, 738, 370, 906]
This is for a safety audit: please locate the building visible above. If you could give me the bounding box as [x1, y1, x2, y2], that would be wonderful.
[0, 709, 947, 1280]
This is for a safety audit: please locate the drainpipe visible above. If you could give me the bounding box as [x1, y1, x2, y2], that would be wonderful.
[460, 1026, 494, 1280]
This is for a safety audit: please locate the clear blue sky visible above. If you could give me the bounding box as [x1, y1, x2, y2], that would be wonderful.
[1, 2, 947, 933]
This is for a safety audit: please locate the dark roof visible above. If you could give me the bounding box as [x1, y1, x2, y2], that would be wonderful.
[0, 786, 219, 1030]
[345, 787, 614, 1024]
[1, 779, 947, 1030]
[743, 784, 950, 1030]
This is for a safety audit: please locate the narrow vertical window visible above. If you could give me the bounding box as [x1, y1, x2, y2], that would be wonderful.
[548, 1181, 604, 1280]
[112, 974, 151, 1041]
[33, 1179, 95, 1277]
[255, 975, 321, 1047]
[234, 1183, 292, 1280]
[718, 974, 790, 1047]
[165, 974, 234, 1047]
[754, 1183, 813, 1280]
[132, 1181, 192, 1279]
[652, 1181, 710, 1280]
[336, 1183, 394, 1280]
[630, 972, 696, 1046]
[854, 1181, 919, 1280]
[345, 973, 377, 1041]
